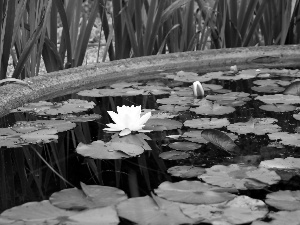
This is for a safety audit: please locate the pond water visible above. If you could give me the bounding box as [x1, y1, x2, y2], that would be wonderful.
[1, 68, 300, 224]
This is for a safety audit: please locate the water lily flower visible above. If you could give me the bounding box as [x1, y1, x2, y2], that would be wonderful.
[104, 105, 152, 136]
[230, 65, 238, 72]
[192, 81, 204, 97]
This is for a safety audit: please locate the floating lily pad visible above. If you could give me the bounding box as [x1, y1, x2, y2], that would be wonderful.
[116, 195, 196, 225]
[20, 128, 58, 144]
[255, 94, 300, 104]
[13, 120, 76, 133]
[259, 104, 296, 112]
[76, 141, 130, 159]
[12, 99, 95, 115]
[199, 164, 281, 190]
[253, 79, 291, 87]
[77, 87, 144, 97]
[201, 129, 240, 154]
[110, 133, 152, 151]
[201, 69, 258, 81]
[265, 190, 300, 211]
[50, 182, 127, 210]
[158, 104, 190, 112]
[227, 118, 281, 135]
[166, 70, 212, 83]
[0, 200, 119, 225]
[0, 120, 76, 146]
[167, 166, 206, 178]
[190, 101, 235, 115]
[143, 109, 178, 119]
[168, 142, 202, 151]
[156, 96, 194, 105]
[0, 128, 26, 148]
[184, 118, 230, 129]
[155, 180, 236, 204]
[252, 85, 285, 93]
[110, 81, 141, 89]
[206, 92, 250, 101]
[283, 81, 300, 95]
[252, 210, 300, 225]
[144, 119, 182, 131]
[268, 132, 300, 147]
[259, 157, 300, 169]
[180, 195, 268, 225]
[159, 150, 190, 160]
[181, 130, 209, 143]
[59, 114, 101, 122]
[217, 99, 247, 107]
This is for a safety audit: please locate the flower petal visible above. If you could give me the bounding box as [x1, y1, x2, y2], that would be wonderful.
[119, 128, 132, 136]
[137, 112, 151, 127]
[107, 111, 125, 129]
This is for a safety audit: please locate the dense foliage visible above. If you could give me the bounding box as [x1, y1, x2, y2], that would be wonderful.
[0, 0, 299, 79]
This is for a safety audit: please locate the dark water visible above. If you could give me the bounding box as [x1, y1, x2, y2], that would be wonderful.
[1, 74, 300, 222]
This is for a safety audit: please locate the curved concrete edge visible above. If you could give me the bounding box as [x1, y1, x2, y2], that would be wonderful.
[0, 45, 300, 117]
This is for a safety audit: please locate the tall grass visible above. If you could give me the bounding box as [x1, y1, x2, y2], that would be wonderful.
[0, 0, 299, 77]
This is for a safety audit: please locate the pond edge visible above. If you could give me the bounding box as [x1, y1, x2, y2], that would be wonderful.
[0, 45, 299, 117]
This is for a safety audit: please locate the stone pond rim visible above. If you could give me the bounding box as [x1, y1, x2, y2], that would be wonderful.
[0, 45, 299, 118]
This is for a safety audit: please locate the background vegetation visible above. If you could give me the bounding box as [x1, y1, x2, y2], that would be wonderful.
[0, 0, 299, 80]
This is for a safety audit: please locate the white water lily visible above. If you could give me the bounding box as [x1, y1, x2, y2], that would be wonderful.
[104, 105, 152, 136]
[192, 81, 204, 97]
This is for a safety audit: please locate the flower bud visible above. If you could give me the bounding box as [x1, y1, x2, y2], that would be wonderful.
[192, 81, 204, 97]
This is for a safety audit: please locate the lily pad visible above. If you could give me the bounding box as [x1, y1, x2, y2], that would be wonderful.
[283, 81, 300, 95]
[199, 164, 281, 190]
[255, 94, 300, 104]
[259, 104, 296, 112]
[259, 157, 300, 169]
[190, 101, 235, 115]
[253, 79, 291, 87]
[12, 99, 95, 115]
[253, 210, 300, 225]
[59, 114, 101, 122]
[201, 129, 240, 154]
[227, 118, 281, 135]
[0, 200, 119, 225]
[206, 92, 250, 101]
[265, 190, 300, 211]
[184, 118, 230, 129]
[168, 142, 202, 151]
[116, 195, 196, 225]
[156, 96, 194, 105]
[166, 70, 212, 83]
[158, 104, 189, 112]
[180, 195, 268, 225]
[201, 69, 259, 81]
[167, 166, 206, 178]
[144, 119, 182, 131]
[76, 141, 130, 159]
[154, 180, 236, 204]
[50, 182, 127, 210]
[181, 130, 209, 143]
[159, 150, 190, 160]
[268, 132, 300, 147]
[20, 128, 58, 144]
[77, 87, 145, 97]
[252, 85, 285, 93]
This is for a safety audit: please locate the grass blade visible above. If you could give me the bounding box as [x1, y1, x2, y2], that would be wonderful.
[0, 0, 15, 79]
[98, 0, 115, 60]
[55, 0, 72, 68]
[76, 0, 100, 66]
[12, 8, 46, 79]
[122, 3, 140, 56]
